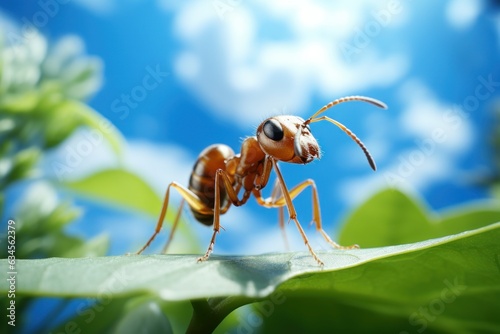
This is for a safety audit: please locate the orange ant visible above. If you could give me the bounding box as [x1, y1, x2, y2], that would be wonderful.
[136, 96, 387, 265]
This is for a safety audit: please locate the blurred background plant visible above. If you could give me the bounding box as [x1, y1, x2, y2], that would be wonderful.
[0, 29, 120, 259]
[0, 28, 118, 333]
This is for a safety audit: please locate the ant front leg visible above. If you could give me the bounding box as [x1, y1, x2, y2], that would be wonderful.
[254, 161, 358, 266]
[287, 179, 359, 250]
[256, 175, 358, 251]
[264, 160, 325, 266]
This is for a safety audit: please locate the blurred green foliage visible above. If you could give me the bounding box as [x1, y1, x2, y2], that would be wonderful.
[0, 29, 118, 334]
[339, 188, 500, 247]
[0, 28, 124, 334]
[0, 30, 116, 259]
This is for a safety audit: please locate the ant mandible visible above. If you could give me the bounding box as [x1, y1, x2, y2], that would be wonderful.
[136, 95, 387, 266]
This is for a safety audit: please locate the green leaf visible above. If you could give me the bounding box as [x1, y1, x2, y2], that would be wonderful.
[42, 102, 82, 149]
[263, 224, 500, 333]
[45, 100, 123, 156]
[61, 58, 103, 100]
[71, 100, 123, 158]
[339, 188, 500, 247]
[0, 223, 498, 333]
[62, 234, 109, 258]
[52, 297, 132, 334]
[0, 91, 40, 113]
[1, 147, 40, 186]
[64, 169, 162, 217]
[439, 202, 500, 236]
[111, 300, 173, 334]
[54, 296, 192, 334]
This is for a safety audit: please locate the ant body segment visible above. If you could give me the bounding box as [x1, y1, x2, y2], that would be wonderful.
[136, 96, 387, 266]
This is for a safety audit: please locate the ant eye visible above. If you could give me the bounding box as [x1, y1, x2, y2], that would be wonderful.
[263, 119, 284, 141]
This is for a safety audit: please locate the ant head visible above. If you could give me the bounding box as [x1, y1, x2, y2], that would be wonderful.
[256, 95, 387, 169]
[256, 115, 320, 164]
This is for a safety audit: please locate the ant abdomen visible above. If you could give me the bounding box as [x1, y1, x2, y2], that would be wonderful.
[188, 144, 234, 225]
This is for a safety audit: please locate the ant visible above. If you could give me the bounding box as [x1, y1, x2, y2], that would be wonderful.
[136, 95, 387, 266]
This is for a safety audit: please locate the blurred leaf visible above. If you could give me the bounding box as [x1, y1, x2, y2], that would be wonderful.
[42, 201, 82, 231]
[439, 203, 500, 236]
[20, 233, 83, 259]
[61, 58, 103, 100]
[3, 147, 41, 185]
[36, 80, 66, 111]
[71, 100, 123, 157]
[3, 182, 86, 259]
[112, 300, 173, 334]
[0, 90, 39, 113]
[339, 188, 500, 247]
[19, 231, 103, 259]
[43, 100, 123, 156]
[62, 234, 109, 258]
[42, 35, 85, 75]
[0, 223, 497, 334]
[65, 169, 162, 217]
[0, 32, 46, 92]
[493, 184, 500, 200]
[14, 182, 80, 233]
[57, 295, 192, 334]
[52, 297, 132, 334]
[43, 102, 82, 149]
[42, 35, 103, 100]
[0, 116, 16, 133]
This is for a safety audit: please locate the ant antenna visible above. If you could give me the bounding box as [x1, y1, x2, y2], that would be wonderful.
[308, 95, 387, 120]
[306, 96, 387, 171]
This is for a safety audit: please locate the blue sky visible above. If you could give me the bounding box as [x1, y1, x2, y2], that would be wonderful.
[2, 0, 500, 257]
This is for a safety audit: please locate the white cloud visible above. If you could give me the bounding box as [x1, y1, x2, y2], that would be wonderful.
[338, 80, 475, 205]
[125, 141, 194, 194]
[171, 1, 408, 127]
[399, 80, 473, 153]
[445, 0, 482, 30]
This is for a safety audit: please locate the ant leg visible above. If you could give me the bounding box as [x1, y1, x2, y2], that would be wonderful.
[255, 177, 358, 251]
[271, 161, 324, 266]
[268, 179, 289, 250]
[160, 199, 185, 254]
[197, 169, 249, 262]
[278, 207, 289, 250]
[305, 180, 359, 250]
[255, 179, 323, 265]
[197, 170, 224, 262]
[136, 182, 212, 255]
